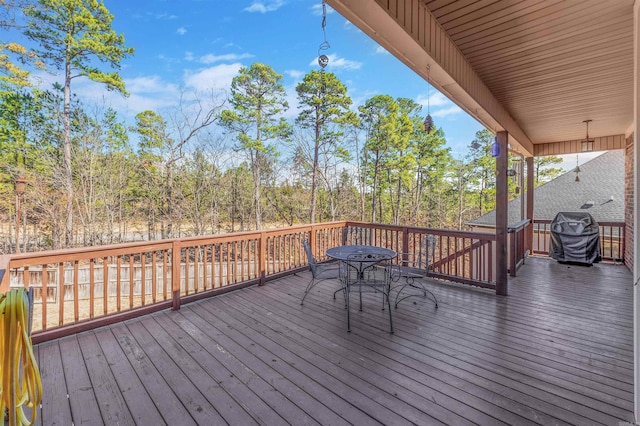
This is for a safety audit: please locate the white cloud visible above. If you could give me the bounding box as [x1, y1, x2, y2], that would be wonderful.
[415, 91, 463, 118]
[155, 12, 178, 20]
[282, 82, 300, 119]
[307, 53, 361, 71]
[432, 105, 463, 118]
[244, 0, 285, 13]
[285, 69, 304, 79]
[184, 51, 195, 61]
[416, 92, 450, 108]
[198, 52, 253, 64]
[374, 45, 389, 55]
[176, 27, 187, 35]
[126, 75, 177, 94]
[183, 63, 243, 92]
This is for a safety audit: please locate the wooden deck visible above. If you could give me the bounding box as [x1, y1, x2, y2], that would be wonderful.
[32, 256, 634, 425]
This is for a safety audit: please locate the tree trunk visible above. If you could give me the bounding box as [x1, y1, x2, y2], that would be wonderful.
[63, 58, 73, 247]
[166, 163, 173, 238]
[251, 150, 262, 230]
[371, 153, 380, 223]
[309, 120, 320, 224]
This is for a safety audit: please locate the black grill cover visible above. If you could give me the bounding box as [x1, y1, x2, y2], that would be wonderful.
[549, 212, 601, 264]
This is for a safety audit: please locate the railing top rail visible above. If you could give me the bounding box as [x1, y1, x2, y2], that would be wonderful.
[533, 219, 624, 226]
[345, 221, 497, 240]
[508, 219, 531, 233]
[4, 221, 351, 268]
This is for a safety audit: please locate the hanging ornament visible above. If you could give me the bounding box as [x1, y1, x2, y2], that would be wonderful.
[318, 1, 330, 69]
[424, 65, 434, 133]
[491, 136, 500, 158]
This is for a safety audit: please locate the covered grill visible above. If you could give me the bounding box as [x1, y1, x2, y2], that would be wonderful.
[549, 212, 601, 264]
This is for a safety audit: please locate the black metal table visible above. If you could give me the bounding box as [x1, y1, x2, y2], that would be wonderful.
[326, 245, 397, 332]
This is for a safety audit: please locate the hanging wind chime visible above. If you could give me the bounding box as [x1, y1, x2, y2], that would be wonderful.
[423, 65, 434, 133]
[574, 154, 581, 182]
[318, 0, 330, 70]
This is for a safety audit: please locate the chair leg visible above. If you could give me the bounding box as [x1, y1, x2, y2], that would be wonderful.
[394, 280, 438, 308]
[346, 281, 351, 332]
[300, 277, 316, 305]
[386, 281, 393, 333]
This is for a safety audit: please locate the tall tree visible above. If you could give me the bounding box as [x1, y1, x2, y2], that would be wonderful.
[295, 69, 357, 223]
[220, 63, 291, 230]
[358, 95, 405, 223]
[133, 96, 219, 238]
[534, 155, 564, 185]
[466, 129, 496, 217]
[24, 0, 134, 247]
[0, 0, 43, 90]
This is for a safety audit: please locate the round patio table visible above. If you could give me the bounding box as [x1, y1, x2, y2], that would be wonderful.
[326, 245, 397, 332]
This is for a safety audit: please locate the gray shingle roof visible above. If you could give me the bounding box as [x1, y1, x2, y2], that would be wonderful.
[469, 150, 624, 228]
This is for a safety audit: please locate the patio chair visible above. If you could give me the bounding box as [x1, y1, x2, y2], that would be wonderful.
[390, 234, 439, 308]
[300, 239, 341, 305]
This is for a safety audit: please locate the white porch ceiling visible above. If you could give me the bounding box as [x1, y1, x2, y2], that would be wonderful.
[328, 0, 635, 154]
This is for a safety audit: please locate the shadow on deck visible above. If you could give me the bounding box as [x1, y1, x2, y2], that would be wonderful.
[33, 256, 633, 425]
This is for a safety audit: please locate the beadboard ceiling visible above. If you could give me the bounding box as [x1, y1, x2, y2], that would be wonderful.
[423, 0, 634, 145]
[328, 0, 635, 153]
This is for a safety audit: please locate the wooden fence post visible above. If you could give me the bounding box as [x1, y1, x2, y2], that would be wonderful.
[259, 232, 267, 286]
[402, 227, 409, 265]
[172, 240, 181, 310]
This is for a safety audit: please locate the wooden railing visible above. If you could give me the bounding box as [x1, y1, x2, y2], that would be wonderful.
[532, 220, 625, 262]
[343, 223, 497, 289]
[0, 221, 496, 343]
[507, 219, 531, 277]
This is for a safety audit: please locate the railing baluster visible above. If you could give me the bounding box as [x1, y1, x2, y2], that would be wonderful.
[129, 255, 134, 309]
[58, 262, 64, 326]
[152, 252, 157, 303]
[73, 261, 79, 322]
[103, 257, 108, 316]
[41, 263, 48, 330]
[141, 252, 146, 306]
[116, 256, 121, 312]
[89, 259, 95, 319]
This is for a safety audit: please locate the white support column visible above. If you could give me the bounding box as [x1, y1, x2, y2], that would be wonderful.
[634, 0, 640, 421]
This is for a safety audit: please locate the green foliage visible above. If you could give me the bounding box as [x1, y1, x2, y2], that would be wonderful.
[24, 0, 134, 93]
[220, 62, 291, 229]
[295, 69, 358, 222]
[534, 155, 564, 185]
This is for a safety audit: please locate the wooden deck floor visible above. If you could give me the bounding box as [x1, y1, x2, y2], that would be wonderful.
[32, 256, 634, 425]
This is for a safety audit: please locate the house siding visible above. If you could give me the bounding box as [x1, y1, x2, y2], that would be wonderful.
[625, 133, 634, 270]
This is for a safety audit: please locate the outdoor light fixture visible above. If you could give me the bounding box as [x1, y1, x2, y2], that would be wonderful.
[581, 119, 594, 152]
[491, 136, 500, 158]
[424, 65, 434, 133]
[14, 176, 26, 195]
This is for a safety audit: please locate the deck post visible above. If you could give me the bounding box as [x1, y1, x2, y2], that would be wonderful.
[171, 240, 181, 311]
[633, 0, 640, 421]
[259, 231, 267, 285]
[496, 131, 509, 296]
[526, 156, 534, 255]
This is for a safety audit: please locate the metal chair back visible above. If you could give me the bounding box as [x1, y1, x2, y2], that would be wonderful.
[302, 239, 318, 277]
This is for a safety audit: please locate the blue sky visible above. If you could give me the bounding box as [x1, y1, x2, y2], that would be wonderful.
[21, 0, 591, 168]
[56, 0, 482, 160]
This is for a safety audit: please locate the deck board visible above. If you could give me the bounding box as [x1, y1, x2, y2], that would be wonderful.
[57, 336, 103, 425]
[33, 256, 635, 425]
